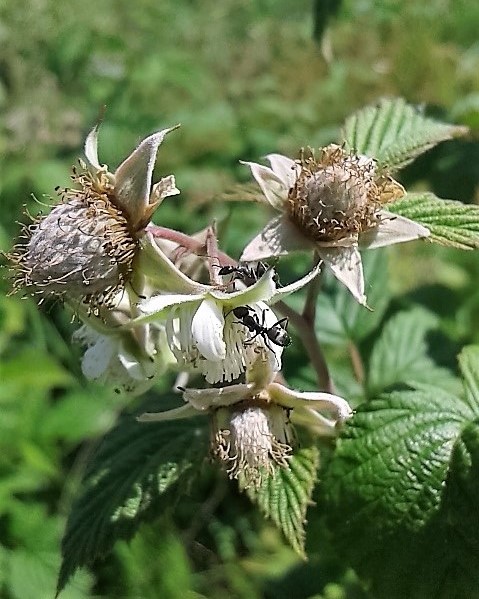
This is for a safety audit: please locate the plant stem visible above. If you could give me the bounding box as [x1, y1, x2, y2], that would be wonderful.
[302, 255, 323, 322]
[349, 341, 365, 385]
[277, 300, 335, 394]
[147, 224, 235, 266]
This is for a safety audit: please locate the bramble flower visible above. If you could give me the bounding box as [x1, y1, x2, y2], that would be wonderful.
[8, 124, 179, 312]
[241, 145, 430, 305]
[138, 354, 352, 488]
[133, 234, 322, 384]
[73, 321, 175, 396]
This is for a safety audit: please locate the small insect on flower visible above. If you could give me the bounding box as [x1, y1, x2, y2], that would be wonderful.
[230, 305, 291, 351]
[217, 261, 280, 287]
[7, 124, 179, 313]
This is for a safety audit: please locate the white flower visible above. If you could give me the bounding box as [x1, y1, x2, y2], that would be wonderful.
[240, 145, 430, 305]
[133, 234, 322, 384]
[73, 321, 175, 396]
[138, 354, 352, 488]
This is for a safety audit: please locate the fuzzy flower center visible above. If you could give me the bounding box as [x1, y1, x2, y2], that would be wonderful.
[8, 165, 137, 312]
[211, 402, 293, 488]
[286, 144, 403, 245]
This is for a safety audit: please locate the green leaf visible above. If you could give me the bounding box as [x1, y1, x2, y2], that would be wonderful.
[245, 444, 319, 557]
[457, 345, 479, 416]
[0, 349, 73, 394]
[57, 406, 208, 596]
[315, 250, 391, 345]
[387, 192, 479, 250]
[367, 308, 458, 397]
[7, 549, 92, 599]
[323, 347, 479, 599]
[342, 97, 467, 171]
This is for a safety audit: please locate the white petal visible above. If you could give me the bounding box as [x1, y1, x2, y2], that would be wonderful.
[211, 268, 277, 307]
[360, 211, 430, 249]
[84, 125, 101, 170]
[138, 404, 199, 422]
[192, 298, 226, 361]
[266, 153, 299, 189]
[319, 246, 367, 306]
[114, 125, 179, 229]
[136, 294, 203, 323]
[240, 215, 312, 262]
[81, 335, 116, 380]
[240, 161, 288, 210]
[182, 383, 254, 410]
[290, 407, 338, 437]
[267, 382, 353, 423]
[269, 260, 323, 304]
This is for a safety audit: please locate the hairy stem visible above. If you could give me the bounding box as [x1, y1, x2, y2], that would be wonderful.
[147, 224, 235, 266]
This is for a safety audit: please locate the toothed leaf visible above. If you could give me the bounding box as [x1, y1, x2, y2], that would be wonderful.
[342, 97, 467, 171]
[245, 444, 319, 557]
[387, 192, 479, 250]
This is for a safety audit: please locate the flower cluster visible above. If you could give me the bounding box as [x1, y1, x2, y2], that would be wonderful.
[8, 121, 430, 487]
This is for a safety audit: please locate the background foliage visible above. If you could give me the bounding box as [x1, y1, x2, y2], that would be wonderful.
[1, 0, 479, 597]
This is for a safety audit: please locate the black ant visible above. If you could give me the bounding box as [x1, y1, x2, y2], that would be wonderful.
[216, 262, 280, 287]
[229, 305, 291, 351]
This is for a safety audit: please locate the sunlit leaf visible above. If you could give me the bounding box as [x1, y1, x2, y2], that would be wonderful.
[387, 192, 479, 250]
[323, 345, 479, 599]
[245, 444, 319, 557]
[342, 97, 467, 171]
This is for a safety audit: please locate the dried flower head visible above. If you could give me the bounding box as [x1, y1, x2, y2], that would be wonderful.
[287, 145, 404, 246]
[212, 401, 293, 488]
[8, 125, 179, 312]
[241, 147, 430, 305]
[138, 353, 352, 489]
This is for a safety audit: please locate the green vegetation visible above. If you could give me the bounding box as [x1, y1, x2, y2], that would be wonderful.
[1, 1, 479, 598]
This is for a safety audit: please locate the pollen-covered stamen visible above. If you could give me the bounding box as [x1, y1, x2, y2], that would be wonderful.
[211, 401, 293, 489]
[286, 145, 402, 245]
[8, 166, 137, 311]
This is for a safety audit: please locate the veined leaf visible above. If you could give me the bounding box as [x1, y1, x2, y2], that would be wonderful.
[367, 308, 458, 397]
[245, 444, 319, 557]
[323, 345, 479, 599]
[57, 407, 208, 596]
[342, 97, 467, 171]
[387, 192, 479, 250]
[458, 345, 479, 418]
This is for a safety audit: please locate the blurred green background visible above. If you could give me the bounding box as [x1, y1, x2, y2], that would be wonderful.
[1, 1, 479, 597]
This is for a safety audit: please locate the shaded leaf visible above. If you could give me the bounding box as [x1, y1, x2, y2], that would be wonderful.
[245, 445, 319, 557]
[323, 347, 479, 599]
[314, 250, 391, 345]
[342, 97, 467, 171]
[57, 407, 208, 595]
[457, 345, 479, 416]
[387, 192, 479, 250]
[367, 308, 457, 397]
